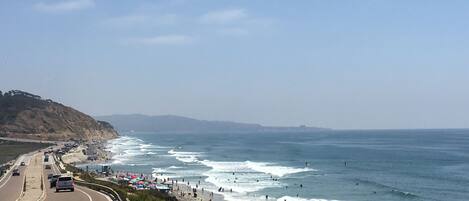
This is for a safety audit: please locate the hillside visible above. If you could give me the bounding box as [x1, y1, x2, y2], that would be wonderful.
[96, 114, 326, 133]
[0, 90, 118, 141]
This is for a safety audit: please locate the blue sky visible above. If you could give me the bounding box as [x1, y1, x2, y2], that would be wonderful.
[1, 0, 468, 129]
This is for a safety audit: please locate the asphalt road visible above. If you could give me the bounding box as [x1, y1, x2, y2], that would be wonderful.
[0, 166, 26, 201]
[0, 151, 111, 201]
[0, 154, 31, 201]
[43, 155, 110, 201]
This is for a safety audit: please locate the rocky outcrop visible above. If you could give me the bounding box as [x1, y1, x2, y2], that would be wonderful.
[0, 90, 118, 141]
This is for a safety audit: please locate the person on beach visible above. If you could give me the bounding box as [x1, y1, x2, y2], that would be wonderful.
[266, 195, 269, 199]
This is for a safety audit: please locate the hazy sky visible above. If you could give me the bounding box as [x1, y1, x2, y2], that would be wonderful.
[1, 0, 468, 129]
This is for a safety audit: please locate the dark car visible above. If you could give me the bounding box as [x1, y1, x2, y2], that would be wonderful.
[50, 174, 61, 188]
[12, 169, 20, 176]
[47, 173, 53, 179]
[20, 162, 26, 166]
[45, 165, 51, 169]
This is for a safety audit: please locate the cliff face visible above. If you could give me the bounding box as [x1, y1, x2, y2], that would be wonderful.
[0, 90, 118, 141]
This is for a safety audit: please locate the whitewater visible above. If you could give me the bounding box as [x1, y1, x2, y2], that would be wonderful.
[89, 130, 469, 201]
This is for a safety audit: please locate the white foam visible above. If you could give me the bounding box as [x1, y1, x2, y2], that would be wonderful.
[246, 161, 314, 177]
[197, 159, 316, 201]
[276, 196, 340, 201]
[200, 160, 314, 177]
[106, 136, 153, 165]
[168, 149, 201, 163]
[199, 160, 282, 193]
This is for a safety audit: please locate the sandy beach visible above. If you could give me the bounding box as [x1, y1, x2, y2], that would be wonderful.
[61, 145, 87, 163]
[170, 182, 225, 201]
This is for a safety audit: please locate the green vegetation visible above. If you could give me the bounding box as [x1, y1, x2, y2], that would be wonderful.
[63, 163, 177, 201]
[0, 140, 51, 164]
[0, 139, 51, 177]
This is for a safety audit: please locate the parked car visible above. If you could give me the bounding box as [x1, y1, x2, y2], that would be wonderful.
[45, 165, 51, 169]
[50, 174, 61, 188]
[56, 176, 74, 192]
[47, 173, 53, 179]
[12, 169, 20, 176]
[20, 162, 26, 166]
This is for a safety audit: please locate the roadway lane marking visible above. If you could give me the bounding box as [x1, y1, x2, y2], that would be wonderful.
[0, 155, 25, 187]
[38, 166, 47, 201]
[95, 190, 113, 201]
[51, 161, 61, 175]
[83, 186, 113, 201]
[14, 174, 26, 201]
[77, 187, 93, 201]
[0, 172, 13, 189]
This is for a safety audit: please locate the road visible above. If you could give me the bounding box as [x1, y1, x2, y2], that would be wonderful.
[0, 154, 32, 201]
[0, 151, 111, 201]
[43, 155, 111, 201]
[0, 137, 63, 144]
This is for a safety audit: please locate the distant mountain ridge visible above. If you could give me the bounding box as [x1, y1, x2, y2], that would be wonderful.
[0, 90, 119, 140]
[95, 114, 326, 133]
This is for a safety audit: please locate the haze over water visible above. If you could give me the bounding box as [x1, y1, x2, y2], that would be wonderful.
[90, 129, 469, 201]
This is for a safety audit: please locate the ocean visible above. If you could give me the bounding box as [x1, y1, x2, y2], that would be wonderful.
[85, 129, 469, 201]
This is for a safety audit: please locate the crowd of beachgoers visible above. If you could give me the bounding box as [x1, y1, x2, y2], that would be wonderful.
[108, 171, 224, 201]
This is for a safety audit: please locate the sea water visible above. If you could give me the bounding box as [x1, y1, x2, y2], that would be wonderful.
[92, 129, 469, 201]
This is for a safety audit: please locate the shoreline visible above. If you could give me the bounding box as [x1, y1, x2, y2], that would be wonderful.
[171, 182, 225, 201]
[68, 139, 227, 201]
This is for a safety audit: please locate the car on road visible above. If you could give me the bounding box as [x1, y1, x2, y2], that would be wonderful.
[47, 173, 53, 179]
[45, 164, 51, 169]
[50, 174, 61, 188]
[56, 176, 74, 192]
[20, 162, 26, 166]
[12, 169, 20, 176]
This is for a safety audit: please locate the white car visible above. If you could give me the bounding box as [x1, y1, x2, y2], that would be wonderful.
[55, 176, 74, 192]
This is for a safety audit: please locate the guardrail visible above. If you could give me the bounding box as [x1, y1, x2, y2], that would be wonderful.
[75, 180, 123, 201]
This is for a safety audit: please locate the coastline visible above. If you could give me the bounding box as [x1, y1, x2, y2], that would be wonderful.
[171, 182, 225, 201]
[70, 138, 226, 201]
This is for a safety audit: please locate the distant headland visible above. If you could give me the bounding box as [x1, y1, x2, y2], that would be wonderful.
[95, 114, 328, 133]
